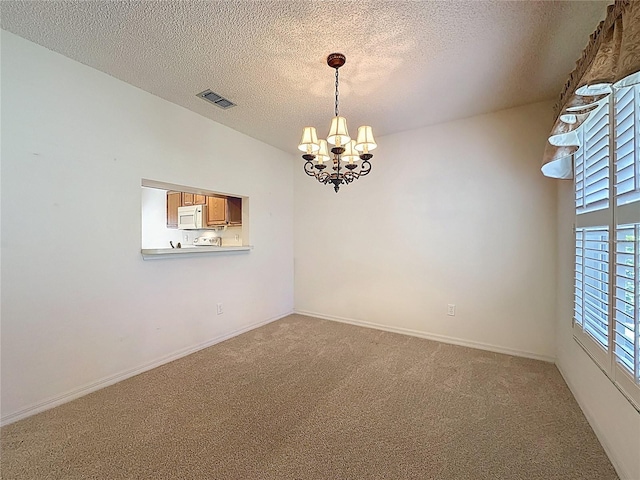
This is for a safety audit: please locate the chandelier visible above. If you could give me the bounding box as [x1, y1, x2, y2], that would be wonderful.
[298, 53, 377, 193]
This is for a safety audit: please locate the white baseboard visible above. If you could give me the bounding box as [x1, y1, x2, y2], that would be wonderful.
[294, 309, 556, 363]
[555, 362, 632, 480]
[0, 311, 292, 426]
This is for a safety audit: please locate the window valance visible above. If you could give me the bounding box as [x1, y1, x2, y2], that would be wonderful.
[542, 0, 640, 179]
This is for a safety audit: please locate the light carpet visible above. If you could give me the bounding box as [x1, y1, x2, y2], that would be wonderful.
[1, 314, 619, 479]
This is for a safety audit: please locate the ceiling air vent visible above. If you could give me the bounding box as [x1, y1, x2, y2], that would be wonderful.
[197, 90, 236, 109]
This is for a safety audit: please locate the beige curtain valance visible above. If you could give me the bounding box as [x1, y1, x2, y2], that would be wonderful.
[542, 0, 640, 179]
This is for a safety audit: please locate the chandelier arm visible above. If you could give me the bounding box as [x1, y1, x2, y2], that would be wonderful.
[303, 160, 317, 177]
[340, 168, 357, 181]
[359, 160, 372, 177]
[317, 171, 330, 184]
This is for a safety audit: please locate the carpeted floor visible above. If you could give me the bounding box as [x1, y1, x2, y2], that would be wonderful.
[1, 314, 619, 479]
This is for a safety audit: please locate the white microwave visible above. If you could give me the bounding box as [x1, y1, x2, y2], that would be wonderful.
[178, 205, 205, 229]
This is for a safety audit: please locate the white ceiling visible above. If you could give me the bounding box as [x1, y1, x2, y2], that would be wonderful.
[1, 1, 608, 153]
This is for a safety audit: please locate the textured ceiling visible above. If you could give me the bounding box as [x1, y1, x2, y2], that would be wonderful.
[1, 1, 608, 154]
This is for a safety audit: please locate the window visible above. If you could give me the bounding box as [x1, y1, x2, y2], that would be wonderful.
[573, 85, 640, 409]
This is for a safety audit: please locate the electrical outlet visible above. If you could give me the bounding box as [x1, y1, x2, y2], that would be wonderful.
[183, 233, 189, 243]
[447, 304, 456, 316]
[235, 234, 240, 241]
[216, 303, 223, 315]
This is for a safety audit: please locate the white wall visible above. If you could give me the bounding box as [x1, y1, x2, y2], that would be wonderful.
[141, 187, 184, 248]
[555, 182, 640, 480]
[294, 101, 558, 360]
[0, 31, 294, 423]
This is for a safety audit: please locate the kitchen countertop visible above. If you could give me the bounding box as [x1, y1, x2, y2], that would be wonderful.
[141, 245, 252, 259]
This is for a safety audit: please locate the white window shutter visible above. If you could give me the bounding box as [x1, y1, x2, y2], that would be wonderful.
[579, 101, 610, 214]
[574, 85, 640, 408]
[575, 227, 609, 349]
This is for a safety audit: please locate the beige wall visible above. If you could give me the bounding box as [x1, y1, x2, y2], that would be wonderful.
[294, 101, 558, 360]
[1, 31, 294, 423]
[555, 181, 640, 480]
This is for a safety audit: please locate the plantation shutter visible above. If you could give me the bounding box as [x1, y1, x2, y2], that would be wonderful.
[576, 101, 610, 214]
[614, 225, 638, 378]
[614, 86, 640, 208]
[575, 227, 610, 350]
[613, 85, 640, 397]
[574, 99, 612, 369]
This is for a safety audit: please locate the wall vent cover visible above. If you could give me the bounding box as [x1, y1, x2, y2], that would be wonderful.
[197, 90, 236, 109]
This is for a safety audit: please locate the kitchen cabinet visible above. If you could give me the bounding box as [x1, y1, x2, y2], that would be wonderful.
[206, 196, 243, 226]
[206, 196, 226, 226]
[166, 191, 182, 228]
[227, 197, 242, 225]
[182, 193, 194, 206]
[182, 193, 206, 206]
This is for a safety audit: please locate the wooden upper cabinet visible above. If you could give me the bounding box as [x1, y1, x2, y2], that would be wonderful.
[166, 191, 182, 229]
[227, 197, 242, 225]
[206, 196, 226, 226]
[181, 193, 205, 206]
[182, 193, 194, 206]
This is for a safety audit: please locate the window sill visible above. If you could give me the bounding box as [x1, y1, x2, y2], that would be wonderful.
[141, 245, 252, 260]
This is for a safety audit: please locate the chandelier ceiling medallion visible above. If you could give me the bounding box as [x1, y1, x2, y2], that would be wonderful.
[298, 53, 377, 193]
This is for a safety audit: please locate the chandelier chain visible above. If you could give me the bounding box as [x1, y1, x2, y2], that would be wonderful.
[334, 68, 339, 117]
